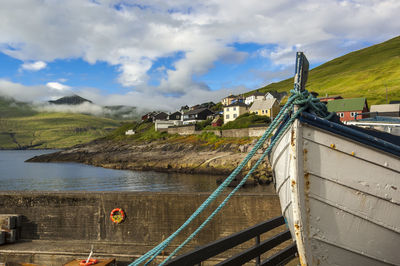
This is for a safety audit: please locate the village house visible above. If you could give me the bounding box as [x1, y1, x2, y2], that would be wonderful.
[223, 102, 249, 124]
[221, 94, 238, 106]
[327, 97, 369, 122]
[153, 112, 168, 121]
[168, 111, 182, 121]
[155, 120, 183, 131]
[125, 129, 135, 135]
[370, 104, 400, 117]
[142, 111, 168, 122]
[182, 108, 214, 125]
[249, 98, 280, 119]
[245, 91, 265, 105]
[265, 91, 288, 103]
[211, 115, 223, 127]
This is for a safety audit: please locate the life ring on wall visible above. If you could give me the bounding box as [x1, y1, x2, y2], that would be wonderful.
[110, 208, 125, 224]
[80, 258, 99, 266]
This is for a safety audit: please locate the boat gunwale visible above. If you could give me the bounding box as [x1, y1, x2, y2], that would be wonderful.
[298, 112, 400, 158]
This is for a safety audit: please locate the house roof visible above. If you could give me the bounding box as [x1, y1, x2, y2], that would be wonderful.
[169, 111, 182, 116]
[370, 104, 400, 113]
[211, 116, 222, 123]
[225, 102, 248, 108]
[249, 98, 277, 112]
[327, 98, 367, 112]
[318, 95, 343, 100]
[266, 91, 288, 101]
[184, 107, 213, 115]
[250, 91, 265, 97]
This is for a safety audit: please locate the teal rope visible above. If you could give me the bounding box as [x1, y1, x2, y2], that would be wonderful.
[131, 96, 296, 266]
[130, 89, 332, 265]
[159, 105, 308, 265]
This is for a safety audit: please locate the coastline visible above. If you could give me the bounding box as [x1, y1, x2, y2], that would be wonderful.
[26, 138, 273, 184]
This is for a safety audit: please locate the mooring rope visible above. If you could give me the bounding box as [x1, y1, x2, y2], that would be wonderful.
[130, 88, 332, 266]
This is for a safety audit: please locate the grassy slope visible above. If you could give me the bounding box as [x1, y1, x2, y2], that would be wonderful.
[252, 36, 400, 106]
[0, 112, 120, 149]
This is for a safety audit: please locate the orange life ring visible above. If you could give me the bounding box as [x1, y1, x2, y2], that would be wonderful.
[110, 208, 125, 224]
[80, 258, 98, 266]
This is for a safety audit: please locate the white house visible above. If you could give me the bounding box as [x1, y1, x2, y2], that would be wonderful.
[155, 120, 183, 131]
[125, 129, 135, 135]
[245, 91, 265, 105]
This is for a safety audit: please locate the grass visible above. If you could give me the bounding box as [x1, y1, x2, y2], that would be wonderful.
[220, 113, 270, 130]
[247, 35, 400, 106]
[0, 112, 120, 149]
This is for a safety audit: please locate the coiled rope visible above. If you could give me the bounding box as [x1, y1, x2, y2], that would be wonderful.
[130, 88, 332, 266]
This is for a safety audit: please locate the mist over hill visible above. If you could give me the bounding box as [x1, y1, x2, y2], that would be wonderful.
[0, 94, 142, 121]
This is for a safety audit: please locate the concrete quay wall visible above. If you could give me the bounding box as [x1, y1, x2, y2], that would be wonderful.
[0, 192, 281, 253]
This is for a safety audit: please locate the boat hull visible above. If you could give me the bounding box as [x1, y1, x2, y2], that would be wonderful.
[270, 118, 400, 265]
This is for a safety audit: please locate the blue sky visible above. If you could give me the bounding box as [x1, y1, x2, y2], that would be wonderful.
[0, 0, 399, 110]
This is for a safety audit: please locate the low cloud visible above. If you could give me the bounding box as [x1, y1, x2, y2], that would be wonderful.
[35, 101, 105, 116]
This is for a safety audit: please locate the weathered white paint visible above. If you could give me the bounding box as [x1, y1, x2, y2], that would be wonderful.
[270, 120, 400, 265]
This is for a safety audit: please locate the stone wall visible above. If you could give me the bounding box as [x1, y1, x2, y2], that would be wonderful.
[167, 125, 197, 135]
[249, 126, 268, 137]
[167, 126, 268, 137]
[221, 128, 249, 138]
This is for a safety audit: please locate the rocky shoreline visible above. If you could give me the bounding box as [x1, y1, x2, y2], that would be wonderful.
[26, 138, 273, 185]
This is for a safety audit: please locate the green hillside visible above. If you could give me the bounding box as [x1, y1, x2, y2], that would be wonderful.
[0, 112, 120, 149]
[253, 36, 400, 105]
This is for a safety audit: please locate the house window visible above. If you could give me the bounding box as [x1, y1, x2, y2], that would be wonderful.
[338, 112, 344, 118]
[350, 112, 356, 117]
[226, 108, 229, 111]
[233, 114, 237, 118]
[262, 110, 265, 114]
[226, 114, 230, 119]
[256, 111, 258, 114]
[233, 107, 236, 111]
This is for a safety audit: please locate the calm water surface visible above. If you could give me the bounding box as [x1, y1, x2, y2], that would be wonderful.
[0, 150, 272, 192]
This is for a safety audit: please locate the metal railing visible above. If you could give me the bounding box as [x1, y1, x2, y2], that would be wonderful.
[165, 216, 297, 266]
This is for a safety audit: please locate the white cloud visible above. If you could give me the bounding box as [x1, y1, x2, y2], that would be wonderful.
[0, 0, 400, 109]
[46, 82, 71, 91]
[20, 61, 47, 71]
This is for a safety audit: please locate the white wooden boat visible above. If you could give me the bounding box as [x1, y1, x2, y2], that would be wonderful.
[269, 53, 400, 265]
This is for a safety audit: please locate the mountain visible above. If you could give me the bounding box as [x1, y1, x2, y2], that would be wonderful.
[49, 95, 92, 105]
[251, 36, 400, 105]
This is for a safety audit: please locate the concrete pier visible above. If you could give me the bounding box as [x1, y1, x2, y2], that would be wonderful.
[0, 191, 282, 265]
